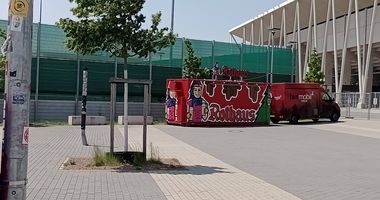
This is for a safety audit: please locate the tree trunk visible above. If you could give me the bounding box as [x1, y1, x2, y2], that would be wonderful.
[123, 56, 128, 151]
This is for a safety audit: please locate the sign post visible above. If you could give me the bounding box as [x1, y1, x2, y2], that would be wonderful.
[81, 67, 88, 146]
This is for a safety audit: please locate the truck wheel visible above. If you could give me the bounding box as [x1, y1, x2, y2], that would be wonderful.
[330, 112, 340, 122]
[289, 115, 299, 124]
[271, 118, 280, 124]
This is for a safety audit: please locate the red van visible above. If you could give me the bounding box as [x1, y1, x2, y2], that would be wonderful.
[270, 83, 340, 123]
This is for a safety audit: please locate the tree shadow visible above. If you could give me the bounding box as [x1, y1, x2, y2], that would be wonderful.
[114, 165, 232, 175]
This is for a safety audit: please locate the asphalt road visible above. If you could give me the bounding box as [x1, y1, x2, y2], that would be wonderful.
[157, 121, 380, 200]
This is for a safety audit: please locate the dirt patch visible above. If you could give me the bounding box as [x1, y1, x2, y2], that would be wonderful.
[62, 157, 184, 171]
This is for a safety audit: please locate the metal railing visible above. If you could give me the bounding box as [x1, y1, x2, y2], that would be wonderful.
[331, 92, 380, 120]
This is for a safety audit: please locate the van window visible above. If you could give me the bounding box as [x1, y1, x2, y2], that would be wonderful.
[322, 93, 331, 101]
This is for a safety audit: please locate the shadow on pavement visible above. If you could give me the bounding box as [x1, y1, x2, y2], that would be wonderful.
[115, 165, 232, 175]
[274, 120, 346, 126]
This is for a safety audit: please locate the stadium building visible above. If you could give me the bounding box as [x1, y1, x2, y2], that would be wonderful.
[230, 0, 380, 107]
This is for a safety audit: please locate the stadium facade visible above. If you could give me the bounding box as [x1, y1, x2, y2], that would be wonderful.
[230, 0, 380, 107]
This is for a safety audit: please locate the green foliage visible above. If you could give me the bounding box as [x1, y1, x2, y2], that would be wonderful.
[29, 121, 67, 127]
[57, 0, 175, 65]
[0, 28, 5, 90]
[93, 147, 120, 167]
[182, 39, 210, 79]
[305, 49, 325, 84]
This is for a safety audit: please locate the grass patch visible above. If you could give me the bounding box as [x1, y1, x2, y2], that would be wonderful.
[30, 121, 67, 127]
[93, 147, 121, 167]
[153, 118, 167, 125]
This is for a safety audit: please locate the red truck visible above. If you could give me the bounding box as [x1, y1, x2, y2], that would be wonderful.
[270, 83, 340, 123]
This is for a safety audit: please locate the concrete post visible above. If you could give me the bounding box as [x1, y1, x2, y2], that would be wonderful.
[0, 1, 33, 199]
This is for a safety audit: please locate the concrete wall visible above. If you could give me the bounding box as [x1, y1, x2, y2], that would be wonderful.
[0, 100, 165, 122]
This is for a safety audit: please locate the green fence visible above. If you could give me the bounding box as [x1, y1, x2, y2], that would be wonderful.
[1, 20, 295, 102]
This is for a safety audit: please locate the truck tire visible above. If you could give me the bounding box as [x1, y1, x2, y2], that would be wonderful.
[271, 118, 280, 124]
[289, 115, 299, 124]
[330, 112, 340, 122]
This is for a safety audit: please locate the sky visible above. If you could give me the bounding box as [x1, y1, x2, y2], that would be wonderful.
[0, 0, 285, 42]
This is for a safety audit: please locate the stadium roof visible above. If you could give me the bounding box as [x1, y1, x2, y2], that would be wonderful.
[229, 0, 376, 43]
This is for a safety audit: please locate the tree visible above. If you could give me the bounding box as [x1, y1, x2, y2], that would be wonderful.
[305, 49, 324, 84]
[57, 0, 175, 151]
[182, 39, 210, 79]
[0, 28, 6, 90]
[57, 0, 174, 68]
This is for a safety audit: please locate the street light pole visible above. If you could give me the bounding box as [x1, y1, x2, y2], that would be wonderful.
[35, 0, 43, 121]
[288, 41, 298, 83]
[169, 0, 175, 66]
[268, 28, 280, 83]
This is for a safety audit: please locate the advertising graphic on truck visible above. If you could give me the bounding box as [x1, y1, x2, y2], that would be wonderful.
[165, 79, 271, 126]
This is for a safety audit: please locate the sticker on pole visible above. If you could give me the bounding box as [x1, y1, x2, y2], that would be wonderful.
[10, 0, 30, 17]
[10, 15, 23, 32]
[12, 94, 25, 104]
[22, 127, 29, 145]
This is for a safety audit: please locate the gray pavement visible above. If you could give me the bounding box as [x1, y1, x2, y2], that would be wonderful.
[157, 120, 380, 200]
[27, 126, 166, 200]
[24, 118, 380, 200]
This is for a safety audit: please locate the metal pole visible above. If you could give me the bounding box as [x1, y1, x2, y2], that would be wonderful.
[266, 46, 270, 83]
[291, 47, 294, 83]
[270, 32, 275, 83]
[148, 52, 152, 116]
[143, 85, 148, 156]
[260, 18, 264, 45]
[74, 54, 80, 116]
[212, 40, 215, 66]
[110, 83, 116, 154]
[81, 67, 88, 146]
[283, 7, 287, 47]
[114, 58, 118, 78]
[124, 69, 128, 151]
[240, 43, 243, 69]
[1, 0, 33, 198]
[169, 0, 175, 67]
[34, 0, 43, 121]
[368, 93, 372, 120]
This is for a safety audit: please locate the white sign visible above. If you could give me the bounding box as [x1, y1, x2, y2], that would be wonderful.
[348, 98, 352, 104]
[11, 15, 23, 32]
[373, 98, 378, 106]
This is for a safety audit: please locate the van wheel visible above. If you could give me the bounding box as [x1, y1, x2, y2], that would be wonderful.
[330, 112, 340, 122]
[289, 115, 299, 124]
[313, 119, 319, 122]
[271, 118, 280, 124]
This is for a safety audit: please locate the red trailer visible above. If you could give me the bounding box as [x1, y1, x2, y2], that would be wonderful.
[270, 83, 340, 123]
[165, 79, 271, 126]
